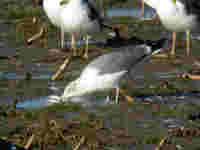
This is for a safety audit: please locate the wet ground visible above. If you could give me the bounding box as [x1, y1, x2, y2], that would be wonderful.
[0, 0, 200, 149]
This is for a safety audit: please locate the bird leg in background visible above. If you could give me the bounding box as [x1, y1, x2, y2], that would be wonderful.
[106, 87, 125, 104]
[186, 30, 191, 56]
[71, 34, 77, 56]
[83, 35, 89, 59]
[106, 95, 111, 103]
[141, 0, 144, 17]
[60, 27, 65, 48]
[105, 89, 119, 104]
[170, 32, 176, 56]
[56, 30, 60, 47]
[115, 87, 120, 104]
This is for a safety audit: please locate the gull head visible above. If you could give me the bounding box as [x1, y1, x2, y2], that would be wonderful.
[138, 44, 160, 57]
[136, 38, 171, 62]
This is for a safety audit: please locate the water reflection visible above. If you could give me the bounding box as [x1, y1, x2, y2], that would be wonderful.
[107, 7, 156, 19]
[16, 96, 52, 109]
[13, 90, 200, 109]
[16, 94, 111, 109]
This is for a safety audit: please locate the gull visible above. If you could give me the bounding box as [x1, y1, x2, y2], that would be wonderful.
[143, 0, 200, 56]
[39, 0, 65, 48]
[60, 38, 169, 104]
[60, 0, 112, 59]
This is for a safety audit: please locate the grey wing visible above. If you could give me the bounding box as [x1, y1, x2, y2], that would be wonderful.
[87, 47, 143, 75]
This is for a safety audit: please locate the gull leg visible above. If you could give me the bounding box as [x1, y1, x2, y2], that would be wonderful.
[170, 32, 176, 56]
[83, 35, 89, 59]
[60, 27, 65, 48]
[106, 96, 110, 103]
[56, 30, 59, 48]
[115, 87, 120, 104]
[186, 30, 191, 56]
[72, 34, 77, 56]
[141, 0, 144, 17]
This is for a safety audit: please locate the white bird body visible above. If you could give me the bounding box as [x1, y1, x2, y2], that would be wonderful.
[43, 0, 63, 28]
[144, 0, 197, 32]
[62, 67, 127, 99]
[59, 0, 107, 58]
[42, 0, 66, 48]
[60, 0, 102, 35]
[143, 0, 200, 56]
[80, 68, 127, 92]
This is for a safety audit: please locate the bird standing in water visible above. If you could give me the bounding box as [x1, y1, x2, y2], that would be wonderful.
[40, 0, 65, 48]
[60, 0, 111, 59]
[143, 0, 200, 56]
[60, 39, 169, 104]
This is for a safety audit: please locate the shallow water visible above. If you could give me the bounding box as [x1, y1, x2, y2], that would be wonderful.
[107, 7, 156, 18]
[1, 1, 200, 149]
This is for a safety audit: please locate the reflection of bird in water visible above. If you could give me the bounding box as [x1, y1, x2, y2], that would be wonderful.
[143, 0, 200, 56]
[60, 38, 169, 104]
[60, 0, 112, 59]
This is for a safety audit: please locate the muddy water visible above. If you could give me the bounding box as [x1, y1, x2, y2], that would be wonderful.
[0, 1, 200, 149]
